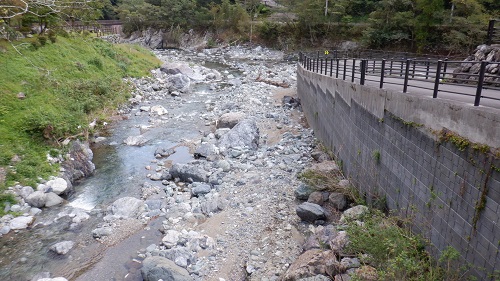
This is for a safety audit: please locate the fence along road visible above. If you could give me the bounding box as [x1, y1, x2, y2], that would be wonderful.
[299, 52, 500, 110]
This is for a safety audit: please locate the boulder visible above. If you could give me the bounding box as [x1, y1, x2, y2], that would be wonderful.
[160, 62, 203, 80]
[296, 202, 326, 223]
[18, 186, 34, 199]
[307, 191, 329, 206]
[303, 225, 337, 251]
[194, 144, 219, 160]
[328, 192, 347, 210]
[218, 118, 259, 151]
[150, 105, 168, 116]
[169, 163, 208, 183]
[216, 112, 246, 129]
[45, 178, 68, 195]
[62, 140, 95, 183]
[340, 205, 369, 222]
[123, 135, 148, 146]
[92, 227, 113, 238]
[141, 256, 193, 281]
[108, 197, 144, 218]
[49, 241, 75, 255]
[283, 249, 343, 280]
[329, 231, 349, 253]
[295, 183, 315, 200]
[26, 191, 47, 208]
[44, 192, 64, 207]
[9, 216, 34, 230]
[162, 229, 181, 248]
[191, 182, 212, 197]
[168, 73, 191, 92]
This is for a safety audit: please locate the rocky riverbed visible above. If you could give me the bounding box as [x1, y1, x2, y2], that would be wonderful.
[0, 45, 372, 281]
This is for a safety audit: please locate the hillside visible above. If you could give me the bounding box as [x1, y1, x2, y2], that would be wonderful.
[0, 34, 161, 210]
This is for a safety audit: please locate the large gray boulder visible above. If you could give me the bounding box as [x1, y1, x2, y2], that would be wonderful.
[44, 192, 64, 207]
[191, 182, 212, 197]
[62, 140, 95, 183]
[194, 143, 219, 160]
[168, 73, 191, 92]
[169, 163, 208, 183]
[141, 256, 194, 281]
[295, 183, 315, 200]
[26, 191, 47, 208]
[218, 118, 259, 151]
[283, 249, 342, 280]
[49, 241, 75, 255]
[296, 202, 326, 223]
[108, 197, 144, 218]
[160, 62, 203, 81]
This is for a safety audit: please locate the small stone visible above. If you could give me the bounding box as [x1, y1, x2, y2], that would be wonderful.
[50, 241, 75, 255]
[296, 202, 326, 223]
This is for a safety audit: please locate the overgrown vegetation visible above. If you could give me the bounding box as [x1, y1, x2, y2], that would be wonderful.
[346, 211, 469, 280]
[0, 34, 161, 191]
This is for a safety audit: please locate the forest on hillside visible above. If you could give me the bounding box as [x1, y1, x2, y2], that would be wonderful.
[1, 0, 500, 53]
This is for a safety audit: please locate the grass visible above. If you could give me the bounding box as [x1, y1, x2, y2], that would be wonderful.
[346, 210, 469, 281]
[0, 33, 161, 192]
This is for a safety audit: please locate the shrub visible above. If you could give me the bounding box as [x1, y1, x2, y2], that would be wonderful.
[38, 35, 47, 46]
[88, 57, 103, 70]
[47, 30, 57, 43]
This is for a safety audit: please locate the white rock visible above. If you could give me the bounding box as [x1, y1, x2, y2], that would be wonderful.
[151, 105, 168, 115]
[50, 241, 75, 255]
[46, 177, 68, 195]
[9, 216, 33, 230]
[162, 229, 181, 248]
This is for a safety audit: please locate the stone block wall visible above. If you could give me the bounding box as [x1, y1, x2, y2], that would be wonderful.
[297, 65, 500, 280]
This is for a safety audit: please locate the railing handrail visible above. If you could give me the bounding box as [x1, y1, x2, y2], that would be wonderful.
[298, 52, 500, 107]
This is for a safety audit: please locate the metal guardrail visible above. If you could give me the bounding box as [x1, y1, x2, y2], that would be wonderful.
[299, 52, 500, 107]
[487, 19, 499, 45]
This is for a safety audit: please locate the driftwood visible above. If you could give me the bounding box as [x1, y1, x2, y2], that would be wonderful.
[255, 74, 290, 88]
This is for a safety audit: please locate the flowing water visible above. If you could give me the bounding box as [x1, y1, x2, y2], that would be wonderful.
[0, 61, 241, 280]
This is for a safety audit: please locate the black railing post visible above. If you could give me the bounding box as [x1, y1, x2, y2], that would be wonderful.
[336, 59, 340, 78]
[474, 61, 488, 106]
[380, 59, 386, 88]
[320, 58, 323, 74]
[343, 59, 347, 80]
[316, 58, 319, 73]
[360, 60, 366, 85]
[330, 59, 333, 76]
[425, 58, 430, 80]
[403, 59, 411, 93]
[412, 60, 416, 78]
[433, 60, 443, 98]
[400, 60, 404, 77]
[390, 60, 394, 75]
[352, 59, 356, 82]
[443, 58, 448, 79]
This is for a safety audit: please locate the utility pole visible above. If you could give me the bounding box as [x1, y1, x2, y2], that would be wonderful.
[325, 0, 328, 16]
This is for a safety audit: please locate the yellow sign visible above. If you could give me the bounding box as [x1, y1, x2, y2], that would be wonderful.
[324, 50, 329, 55]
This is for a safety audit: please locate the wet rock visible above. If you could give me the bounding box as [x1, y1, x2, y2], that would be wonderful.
[151, 105, 168, 115]
[62, 140, 95, 183]
[218, 118, 259, 151]
[168, 73, 191, 92]
[155, 147, 175, 158]
[45, 177, 69, 195]
[194, 143, 219, 160]
[296, 202, 326, 223]
[169, 163, 208, 183]
[295, 183, 315, 200]
[26, 191, 47, 208]
[49, 241, 75, 255]
[340, 205, 369, 222]
[9, 216, 34, 230]
[141, 256, 193, 281]
[108, 197, 145, 218]
[191, 182, 212, 197]
[123, 135, 148, 146]
[37, 278, 68, 281]
[216, 112, 246, 129]
[44, 192, 64, 207]
[283, 249, 342, 280]
[328, 192, 347, 210]
[92, 227, 113, 238]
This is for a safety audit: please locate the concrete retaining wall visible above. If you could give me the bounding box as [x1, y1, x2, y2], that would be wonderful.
[297, 64, 500, 280]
